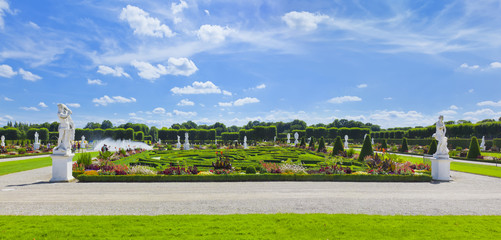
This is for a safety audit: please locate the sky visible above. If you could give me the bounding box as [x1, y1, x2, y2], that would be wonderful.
[1, 0, 501, 129]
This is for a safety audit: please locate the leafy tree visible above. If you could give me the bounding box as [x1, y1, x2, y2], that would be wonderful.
[181, 121, 197, 129]
[101, 120, 113, 129]
[332, 136, 344, 155]
[457, 120, 472, 124]
[84, 122, 101, 129]
[358, 135, 373, 161]
[171, 124, 181, 129]
[49, 121, 59, 132]
[467, 136, 481, 159]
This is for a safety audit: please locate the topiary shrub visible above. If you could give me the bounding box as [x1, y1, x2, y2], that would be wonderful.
[428, 139, 437, 155]
[300, 137, 306, 148]
[381, 139, 388, 150]
[245, 166, 257, 174]
[332, 136, 344, 156]
[400, 138, 408, 152]
[467, 136, 481, 159]
[309, 137, 315, 151]
[317, 137, 326, 152]
[358, 135, 374, 162]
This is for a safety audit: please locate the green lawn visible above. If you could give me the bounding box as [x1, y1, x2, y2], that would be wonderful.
[0, 214, 499, 239]
[481, 152, 501, 158]
[0, 152, 99, 176]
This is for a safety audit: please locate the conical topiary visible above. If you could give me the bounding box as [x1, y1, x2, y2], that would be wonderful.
[381, 139, 388, 150]
[309, 137, 315, 150]
[300, 137, 306, 148]
[467, 136, 481, 159]
[428, 139, 437, 155]
[400, 138, 408, 152]
[332, 136, 344, 156]
[317, 137, 326, 152]
[358, 135, 374, 162]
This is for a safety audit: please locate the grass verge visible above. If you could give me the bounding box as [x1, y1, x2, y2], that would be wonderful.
[450, 162, 501, 178]
[0, 152, 99, 176]
[0, 214, 499, 239]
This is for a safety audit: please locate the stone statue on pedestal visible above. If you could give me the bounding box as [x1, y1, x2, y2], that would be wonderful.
[177, 135, 181, 149]
[294, 132, 299, 145]
[344, 135, 349, 149]
[287, 133, 290, 144]
[184, 132, 190, 150]
[432, 115, 449, 159]
[34, 132, 40, 150]
[244, 136, 248, 149]
[53, 104, 75, 156]
[480, 136, 486, 151]
[1, 135, 5, 148]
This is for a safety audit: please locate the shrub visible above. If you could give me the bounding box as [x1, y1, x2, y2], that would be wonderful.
[300, 137, 306, 148]
[428, 139, 437, 155]
[358, 135, 374, 162]
[308, 137, 315, 150]
[317, 137, 326, 152]
[17, 148, 26, 154]
[245, 166, 257, 174]
[381, 139, 388, 150]
[332, 136, 344, 156]
[347, 148, 355, 158]
[400, 138, 409, 152]
[76, 153, 92, 167]
[128, 165, 156, 175]
[467, 136, 481, 159]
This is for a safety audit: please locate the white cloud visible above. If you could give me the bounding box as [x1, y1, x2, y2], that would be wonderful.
[173, 109, 197, 117]
[87, 79, 106, 86]
[384, 97, 392, 100]
[38, 102, 48, 108]
[464, 108, 499, 116]
[256, 84, 266, 89]
[367, 110, 435, 128]
[234, 97, 260, 106]
[66, 103, 80, 108]
[197, 24, 233, 44]
[282, 11, 331, 31]
[328, 96, 362, 104]
[490, 62, 501, 69]
[468, 89, 474, 93]
[0, 64, 17, 78]
[477, 100, 501, 107]
[131, 58, 197, 81]
[218, 102, 233, 107]
[119, 5, 175, 38]
[20, 106, 39, 111]
[92, 95, 137, 106]
[222, 90, 232, 96]
[450, 105, 459, 110]
[152, 107, 166, 114]
[18, 68, 42, 81]
[438, 110, 457, 116]
[28, 21, 40, 29]
[0, 0, 11, 29]
[171, 0, 188, 15]
[204, 10, 210, 16]
[3, 96, 13, 101]
[459, 63, 479, 70]
[97, 65, 130, 78]
[171, 81, 225, 95]
[177, 99, 194, 106]
[357, 84, 368, 88]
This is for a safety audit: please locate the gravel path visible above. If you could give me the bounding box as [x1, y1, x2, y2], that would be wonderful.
[1, 167, 501, 216]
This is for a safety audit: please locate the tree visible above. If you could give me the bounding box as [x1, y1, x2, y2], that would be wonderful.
[300, 137, 306, 148]
[381, 139, 388, 150]
[101, 120, 113, 129]
[181, 121, 197, 129]
[84, 122, 101, 129]
[428, 139, 437, 155]
[467, 136, 481, 159]
[358, 135, 373, 161]
[317, 137, 326, 152]
[457, 120, 472, 124]
[400, 138, 409, 152]
[149, 126, 159, 142]
[332, 136, 344, 155]
[171, 124, 181, 129]
[308, 137, 315, 150]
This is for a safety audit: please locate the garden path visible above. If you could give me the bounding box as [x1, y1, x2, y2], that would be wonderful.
[1, 166, 500, 216]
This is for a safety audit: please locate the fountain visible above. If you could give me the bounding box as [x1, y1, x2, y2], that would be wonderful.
[93, 138, 152, 151]
[184, 132, 190, 150]
[177, 135, 181, 149]
[244, 136, 248, 149]
[344, 135, 349, 149]
[287, 133, 291, 145]
[33, 132, 40, 150]
[480, 136, 485, 151]
[294, 132, 299, 146]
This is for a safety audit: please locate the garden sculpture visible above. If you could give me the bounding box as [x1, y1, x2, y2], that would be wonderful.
[287, 133, 291, 144]
[244, 136, 248, 149]
[53, 104, 75, 155]
[432, 115, 449, 159]
[1, 135, 4, 147]
[294, 132, 299, 145]
[184, 132, 190, 150]
[344, 135, 349, 149]
[480, 136, 485, 151]
[177, 135, 181, 149]
[34, 131, 40, 150]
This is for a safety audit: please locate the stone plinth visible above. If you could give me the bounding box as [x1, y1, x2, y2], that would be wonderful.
[50, 154, 75, 182]
[428, 157, 452, 181]
[34, 143, 40, 150]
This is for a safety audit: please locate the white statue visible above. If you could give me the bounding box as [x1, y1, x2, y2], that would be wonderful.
[371, 137, 374, 146]
[184, 132, 190, 150]
[307, 137, 311, 145]
[480, 136, 485, 151]
[176, 135, 181, 149]
[34, 132, 40, 150]
[244, 136, 248, 149]
[287, 133, 291, 144]
[158, 138, 161, 144]
[273, 136, 276, 143]
[215, 137, 217, 145]
[53, 104, 74, 155]
[344, 135, 349, 149]
[81, 135, 86, 149]
[432, 115, 449, 159]
[1, 135, 5, 148]
[294, 132, 299, 145]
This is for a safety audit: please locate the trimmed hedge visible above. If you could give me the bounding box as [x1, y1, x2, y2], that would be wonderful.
[358, 135, 373, 161]
[76, 173, 432, 182]
[467, 137, 481, 159]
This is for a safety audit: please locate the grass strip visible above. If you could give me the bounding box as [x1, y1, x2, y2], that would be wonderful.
[451, 162, 501, 178]
[76, 173, 431, 182]
[0, 214, 499, 239]
[0, 152, 99, 176]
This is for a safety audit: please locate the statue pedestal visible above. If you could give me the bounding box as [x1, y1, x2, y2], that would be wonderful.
[50, 154, 75, 182]
[34, 143, 40, 150]
[428, 157, 452, 181]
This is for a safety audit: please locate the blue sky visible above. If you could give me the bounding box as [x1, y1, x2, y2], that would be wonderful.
[1, 0, 501, 129]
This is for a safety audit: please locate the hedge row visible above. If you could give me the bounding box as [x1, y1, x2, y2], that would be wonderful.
[372, 122, 501, 139]
[158, 129, 217, 141]
[76, 173, 432, 182]
[374, 138, 495, 149]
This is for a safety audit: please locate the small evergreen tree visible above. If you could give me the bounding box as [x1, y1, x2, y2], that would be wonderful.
[400, 138, 408, 152]
[309, 137, 315, 150]
[358, 135, 374, 161]
[300, 137, 306, 148]
[428, 139, 437, 155]
[381, 139, 388, 150]
[467, 136, 481, 159]
[332, 136, 344, 156]
[317, 137, 326, 152]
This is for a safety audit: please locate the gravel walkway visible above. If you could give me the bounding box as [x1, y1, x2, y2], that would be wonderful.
[1, 167, 500, 216]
